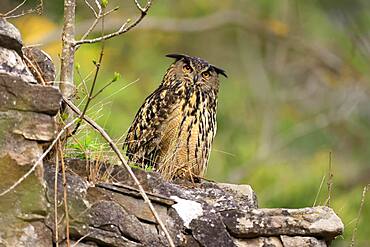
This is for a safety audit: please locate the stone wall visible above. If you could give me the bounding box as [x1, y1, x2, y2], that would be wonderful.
[0, 18, 61, 246]
[43, 159, 343, 247]
[0, 18, 344, 247]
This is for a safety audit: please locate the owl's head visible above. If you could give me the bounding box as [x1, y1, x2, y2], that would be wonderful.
[165, 54, 227, 90]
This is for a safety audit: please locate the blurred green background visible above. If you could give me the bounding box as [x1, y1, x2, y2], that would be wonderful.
[2, 0, 370, 245]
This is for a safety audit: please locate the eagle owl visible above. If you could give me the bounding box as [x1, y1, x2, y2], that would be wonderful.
[123, 54, 226, 181]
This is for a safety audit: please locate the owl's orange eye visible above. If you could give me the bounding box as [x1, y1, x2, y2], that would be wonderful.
[201, 71, 211, 79]
[183, 64, 193, 73]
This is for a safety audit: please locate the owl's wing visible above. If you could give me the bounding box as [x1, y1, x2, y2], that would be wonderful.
[123, 83, 179, 166]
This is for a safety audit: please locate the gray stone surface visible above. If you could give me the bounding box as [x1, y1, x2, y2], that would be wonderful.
[0, 73, 61, 114]
[0, 47, 35, 82]
[0, 110, 57, 141]
[281, 235, 327, 247]
[43, 159, 259, 247]
[217, 183, 258, 208]
[221, 207, 343, 240]
[40, 159, 344, 247]
[0, 133, 43, 166]
[0, 154, 49, 247]
[0, 222, 53, 247]
[234, 237, 283, 247]
[0, 18, 23, 56]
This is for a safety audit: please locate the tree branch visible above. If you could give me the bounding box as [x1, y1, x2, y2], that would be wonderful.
[60, 0, 76, 99]
[3, 0, 27, 17]
[74, 0, 152, 46]
[1, 0, 43, 19]
[76, 0, 119, 51]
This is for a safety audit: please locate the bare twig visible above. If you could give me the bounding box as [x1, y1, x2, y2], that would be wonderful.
[90, 77, 116, 100]
[89, 78, 139, 111]
[350, 184, 369, 247]
[84, 0, 97, 18]
[74, 0, 152, 46]
[134, 0, 147, 12]
[2, 0, 43, 19]
[77, 0, 119, 50]
[63, 97, 175, 247]
[94, 0, 102, 14]
[72, 233, 91, 247]
[0, 119, 77, 197]
[3, 0, 27, 17]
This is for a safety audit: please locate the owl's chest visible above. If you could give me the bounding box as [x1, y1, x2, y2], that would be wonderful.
[158, 90, 217, 159]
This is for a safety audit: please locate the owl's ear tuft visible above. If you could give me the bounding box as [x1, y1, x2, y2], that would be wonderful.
[212, 65, 227, 78]
[166, 54, 190, 62]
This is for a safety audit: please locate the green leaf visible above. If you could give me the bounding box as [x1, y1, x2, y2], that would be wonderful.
[75, 63, 80, 70]
[112, 72, 121, 82]
[61, 113, 69, 121]
[101, 0, 108, 8]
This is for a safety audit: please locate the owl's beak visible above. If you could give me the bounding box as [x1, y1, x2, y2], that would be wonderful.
[193, 74, 199, 82]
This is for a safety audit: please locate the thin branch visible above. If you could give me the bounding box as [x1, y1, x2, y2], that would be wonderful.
[3, 0, 27, 16]
[0, 119, 77, 197]
[90, 78, 116, 100]
[2, 0, 43, 19]
[80, 17, 100, 43]
[94, 0, 102, 14]
[78, 0, 119, 50]
[88, 78, 139, 113]
[134, 0, 150, 12]
[74, 19, 130, 46]
[63, 97, 175, 247]
[72, 233, 91, 247]
[78, 6, 119, 43]
[74, 0, 152, 46]
[84, 0, 97, 18]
